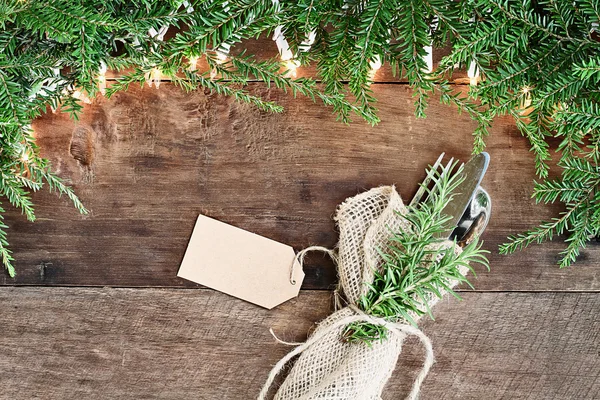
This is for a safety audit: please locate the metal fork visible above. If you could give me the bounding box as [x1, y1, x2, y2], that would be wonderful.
[409, 152, 451, 207]
[409, 153, 491, 246]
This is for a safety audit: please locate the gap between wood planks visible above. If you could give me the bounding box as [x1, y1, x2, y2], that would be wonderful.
[2, 284, 600, 294]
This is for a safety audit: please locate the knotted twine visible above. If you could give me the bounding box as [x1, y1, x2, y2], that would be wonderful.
[259, 186, 470, 400]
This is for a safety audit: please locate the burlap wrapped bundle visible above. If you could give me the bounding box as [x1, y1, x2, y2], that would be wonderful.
[259, 186, 470, 400]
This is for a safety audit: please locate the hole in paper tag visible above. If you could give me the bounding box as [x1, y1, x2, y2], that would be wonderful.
[177, 214, 304, 309]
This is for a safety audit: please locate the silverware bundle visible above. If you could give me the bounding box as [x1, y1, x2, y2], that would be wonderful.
[409, 152, 492, 247]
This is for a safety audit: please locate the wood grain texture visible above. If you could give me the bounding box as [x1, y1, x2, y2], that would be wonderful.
[2, 83, 598, 290]
[3, 32, 596, 400]
[0, 287, 598, 399]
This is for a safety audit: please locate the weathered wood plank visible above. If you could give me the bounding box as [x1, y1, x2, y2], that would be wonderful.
[2, 83, 598, 290]
[0, 287, 598, 399]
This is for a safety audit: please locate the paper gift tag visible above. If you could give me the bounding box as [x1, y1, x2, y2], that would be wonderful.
[177, 214, 304, 309]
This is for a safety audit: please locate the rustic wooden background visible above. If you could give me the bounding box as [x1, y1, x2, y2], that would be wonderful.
[1, 45, 599, 399]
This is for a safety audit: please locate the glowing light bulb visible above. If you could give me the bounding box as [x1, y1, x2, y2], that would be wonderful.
[519, 86, 533, 112]
[98, 74, 106, 95]
[368, 56, 382, 81]
[98, 62, 107, 95]
[284, 59, 300, 78]
[423, 45, 433, 73]
[467, 60, 480, 86]
[273, 23, 310, 78]
[299, 31, 316, 53]
[145, 67, 162, 88]
[188, 56, 199, 72]
[209, 44, 230, 76]
[523, 91, 532, 107]
[152, 67, 162, 88]
[274, 26, 294, 62]
[422, 18, 438, 73]
[72, 90, 92, 104]
[215, 51, 228, 64]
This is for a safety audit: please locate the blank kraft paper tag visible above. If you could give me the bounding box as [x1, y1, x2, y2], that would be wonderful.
[178, 215, 304, 309]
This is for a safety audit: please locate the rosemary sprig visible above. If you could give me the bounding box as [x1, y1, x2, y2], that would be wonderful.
[345, 162, 490, 344]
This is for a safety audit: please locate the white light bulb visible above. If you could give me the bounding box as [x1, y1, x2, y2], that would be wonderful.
[299, 31, 316, 53]
[188, 56, 199, 72]
[72, 90, 92, 104]
[274, 26, 294, 61]
[369, 56, 382, 80]
[423, 45, 433, 73]
[215, 42, 230, 64]
[467, 60, 479, 86]
[284, 60, 300, 78]
[521, 86, 532, 109]
[145, 68, 162, 88]
[98, 62, 107, 95]
[152, 68, 162, 88]
[423, 18, 438, 73]
[273, 26, 300, 77]
[215, 51, 228, 64]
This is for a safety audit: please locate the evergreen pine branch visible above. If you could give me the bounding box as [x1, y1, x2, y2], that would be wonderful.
[0, 204, 15, 278]
[534, 73, 586, 109]
[0, 171, 36, 222]
[168, 0, 277, 56]
[0, 71, 23, 125]
[577, 0, 600, 23]
[554, 101, 600, 132]
[1, 0, 600, 275]
[488, 0, 585, 43]
[177, 71, 285, 114]
[436, 83, 492, 152]
[421, 0, 465, 41]
[438, 19, 509, 73]
[276, 0, 328, 61]
[575, 60, 600, 81]
[513, 110, 551, 179]
[317, 18, 352, 97]
[500, 156, 600, 267]
[211, 53, 369, 123]
[388, 0, 433, 116]
[480, 40, 562, 93]
[28, 162, 89, 215]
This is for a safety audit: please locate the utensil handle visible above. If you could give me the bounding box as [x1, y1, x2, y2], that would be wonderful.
[457, 212, 487, 248]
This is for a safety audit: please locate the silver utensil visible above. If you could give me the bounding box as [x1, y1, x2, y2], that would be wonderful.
[410, 153, 492, 245]
[454, 187, 492, 247]
[436, 152, 489, 239]
[409, 152, 448, 207]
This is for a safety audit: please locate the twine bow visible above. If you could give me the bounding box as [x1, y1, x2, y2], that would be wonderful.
[260, 247, 435, 400]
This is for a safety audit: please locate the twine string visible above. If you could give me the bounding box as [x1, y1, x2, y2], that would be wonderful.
[289, 246, 337, 285]
[259, 306, 434, 400]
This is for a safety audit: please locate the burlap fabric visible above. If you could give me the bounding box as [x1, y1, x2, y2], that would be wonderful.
[259, 186, 470, 400]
